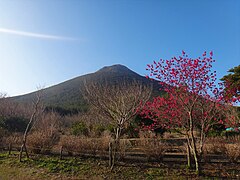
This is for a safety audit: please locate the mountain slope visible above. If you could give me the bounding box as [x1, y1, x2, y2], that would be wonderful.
[11, 64, 162, 112]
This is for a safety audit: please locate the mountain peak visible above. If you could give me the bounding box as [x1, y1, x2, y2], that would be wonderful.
[12, 64, 163, 112]
[97, 64, 132, 74]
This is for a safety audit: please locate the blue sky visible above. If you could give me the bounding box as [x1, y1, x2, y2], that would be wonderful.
[0, 0, 239, 96]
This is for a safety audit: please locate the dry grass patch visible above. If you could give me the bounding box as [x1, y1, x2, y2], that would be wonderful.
[59, 134, 111, 155]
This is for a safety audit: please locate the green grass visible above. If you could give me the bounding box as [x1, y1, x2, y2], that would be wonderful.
[0, 151, 191, 179]
[1, 151, 239, 179]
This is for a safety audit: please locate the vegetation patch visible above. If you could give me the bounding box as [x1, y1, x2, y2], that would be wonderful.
[0, 151, 239, 179]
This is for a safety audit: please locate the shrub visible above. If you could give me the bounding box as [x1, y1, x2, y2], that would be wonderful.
[207, 124, 225, 137]
[0, 117, 28, 133]
[3, 133, 23, 149]
[27, 130, 59, 154]
[71, 122, 88, 136]
[225, 143, 240, 163]
[106, 124, 115, 133]
[204, 137, 227, 155]
[118, 139, 132, 159]
[139, 135, 166, 161]
[124, 122, 139, 138]
[225, 131, 240, 137]
[93, 124, 106, 137]
[59, 135, 79, 154]
[59, 134, 111, 156]
[225, 136, 240, 162]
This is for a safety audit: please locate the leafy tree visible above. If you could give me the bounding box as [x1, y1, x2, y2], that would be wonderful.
[221, 65, 240, 102]
[140, 51, 235, 174]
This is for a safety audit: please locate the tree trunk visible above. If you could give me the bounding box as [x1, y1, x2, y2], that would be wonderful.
[189, 112, 200, 174]
[189, 129, 199, 174]
[186, 135, 192, 168]
[19, 123, 31, 162]
[191, 138, 199, 174]
[19, 144, 24, 162]
[19, 92, 41, 162]
[110, 140, 117, 170]
[110, 127, 121, 170]
[19, 143, 29, 162]
[199, 124, 206, 161]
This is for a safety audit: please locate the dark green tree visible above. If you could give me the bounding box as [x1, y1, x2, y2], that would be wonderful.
[222, 65, 240, 102]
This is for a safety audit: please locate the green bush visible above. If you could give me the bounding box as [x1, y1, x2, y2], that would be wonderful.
[106, 124, 115, 133]
[71, 122, 88, 136]
[207, 124, 226, 137]
[93, 124, 106, 137]
[0, 116, 28, 133]
[225, 131, 240, 137]
[125, 122, 139, 138]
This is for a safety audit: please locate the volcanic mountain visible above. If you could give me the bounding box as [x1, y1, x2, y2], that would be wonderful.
[11, 64, 162, 113]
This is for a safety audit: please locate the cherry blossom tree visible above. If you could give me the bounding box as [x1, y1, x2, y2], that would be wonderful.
[140, 51, 233, 173]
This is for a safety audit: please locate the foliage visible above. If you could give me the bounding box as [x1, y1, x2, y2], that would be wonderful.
[221, 65, 240, 102]
[106, 124, 115, 133]
[0, 116, 28, 133]
[225, 130, 240, 137]
[71, 121, 89, 136]
[93, 124, 106, 137]
[140, 51, 233, 173]
[207, 124, 225, 137]
[124, 121, 140, 138]
[45, 105, 85, 116]
[135, 114, 167, 137]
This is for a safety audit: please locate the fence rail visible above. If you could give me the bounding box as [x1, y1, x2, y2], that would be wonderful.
[1, 144, 239, 164]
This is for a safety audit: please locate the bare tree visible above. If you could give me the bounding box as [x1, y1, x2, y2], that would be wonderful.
[0, 92, 31, 119]
[33, 111, 62, 135]
[19, 88, 45, 162]
[83, 80, 152, 169]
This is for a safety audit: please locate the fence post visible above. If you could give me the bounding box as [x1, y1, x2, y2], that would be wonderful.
[109, 142, 112, 167]
[60, 146, 63, 160]
[8, 143, 12, 156]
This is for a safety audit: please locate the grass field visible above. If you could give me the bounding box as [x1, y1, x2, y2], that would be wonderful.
[0, 151, 240, 179]
[0, 151, 197, 180]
